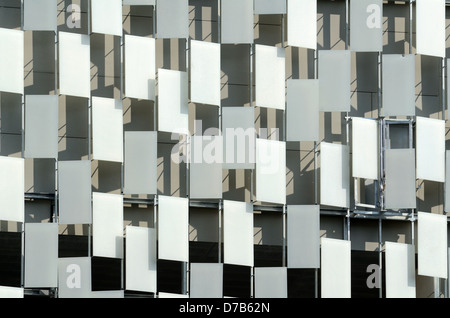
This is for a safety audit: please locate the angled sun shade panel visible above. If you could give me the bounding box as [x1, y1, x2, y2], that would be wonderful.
[0, 286, 24, 298]
[190, 263, 223, 298]
[93, 193, 124, 259]
[59, 32, 90, 98]
[0, 28, 24, 95]
[158, 195, 189, 263]
[25, 223, 58, 288]
[221, 0, 254, 44]
[92, 97, 123, 163]
[287, 0, 317, 50]
[125, 35, 156, 101]
[91, 0, 122, 36]
[286, 79, 319, 142]
[58, 160, 91, 225]
[256, 139, 286, 205]
[254, 0, 286, 14]
[255, 45, 286, 110]
[320, 142, 350, 208]
[384, 149, 416, 209]
[416, 117, 445, 183]
[352, 117, 378, 180]
[254, 267, 287, 298]
[159, 292, 189, 298]
[416, 0, 445, 58]
[24, 0, 57, 31]
[418, 212, 447, 279]
[321, 238, 351, 298]
[222, 107, 256, 170]
[287, 205, 320, 269]
[126, 226, 157, 293]
[223, 200, 254, 267]
[190, 136, 223, 199]
[158, 69, 189, 134]
[156, 0, 188, 39]
[382, 54, 415, 117]
[24, 95, 59, 159]
[385, 242, 416, 298]
[190, 40, 221, 107]
[318, 50, 351, 112]
[124, 132, 157, 195]
[446, 151, 450, 212]
[350, 0, 383, 52]
[0, 157, 24, 223]
[58, 258, 92, 298]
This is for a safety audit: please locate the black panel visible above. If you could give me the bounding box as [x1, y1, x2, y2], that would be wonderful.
[0, 232, 21, 287]
[91, 257, 122, 291]
[58, 234, 89, 258]
[287, 269, 317, 298]
[189, 241, 220, 263]
[254, 245, 283, 267]
[351, 250, 383, 298]
[223, 264, 251, 298]
[157, 259, 183, 294]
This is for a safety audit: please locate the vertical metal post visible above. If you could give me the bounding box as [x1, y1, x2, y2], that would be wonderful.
[442, 58, 446, 120]
[378, 218, 383, 298]
[313, 46, 319, 298]
[282, 205, 287, 267]
[345, 0, 349, 51]
[87, 0, 92, 263]
[409, 0, 413, 55]
[20, 0, 25, 293]
[218, 200, 222, 263]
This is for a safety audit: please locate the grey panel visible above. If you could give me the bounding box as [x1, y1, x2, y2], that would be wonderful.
[190, 263, 223, 298]
[254, 267, 287, 298]
[286, 79, 319, 141]
[24, 223, 58, 288]
[58, 258, 91, 298]
[124, 132, 157, 195]
[24, 0, 57, 31]
[382, 54, 415, 117]
[221, 0, 254, 44]
[254, 0, 286, 14]
[350, 0, 383, 52]
[384, 149, 416, 209]
[123, 0, 155, 4]
[58, 161, 92, 225]
[446, 151, 450, 212]
[318, 50, 351, 112]
[287, 205, 320, 268]
[24, 95, 58, 159]
[156, 0, 188, 39]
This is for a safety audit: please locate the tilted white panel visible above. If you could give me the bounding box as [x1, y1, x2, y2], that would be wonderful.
[0, 157, 24, 223]
[221, 0, 254, 44]
[287, 0, 317, 50]
[0, 28, 24, 95]
[91, 0, 122, 36]
[416, 0, 445, 58]
[385, 242, 416, 298]
[321, 238, 351, 298]
[352, 117, 378, 180]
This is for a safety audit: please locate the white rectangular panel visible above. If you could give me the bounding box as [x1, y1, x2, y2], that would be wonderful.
[321, 238, 351, 298]
[58, 160, 91, 225]
[287, 205, 320, 269]
[416, 117, 445, 182]
[416, 0, 445, 58]
[255, 45, 286, 110]
[286, 79, 319, 141]
[222, 107, 255, 170]
[123, 0, 155, 4]
[190, 263, 223, 298]
[92, 97, 123, 163]
[446, 150, 450, 212]
[25, 223, 58, 288]
[24, 0, 57, 31]
[125, 35, 156, 101]
[318, 50, 351, 112]
[223, 200, 254, 267]
[0, 28, 24, 95]
[124, 131, 157, 195]
[320, 142, 350, 208]
[190, 136, 223, 199]
[418, 212, 447, 279]
[0, 286, 24, 298]
[90, 291, 124, 298]
[93, 193, 124, 259]
[156, 0, 188, 39]
[158, 195, 189, 263]
[254, 0, 286, 14]
[352, 117, 378, 180]
[350, 0, 383, 52]
[385, 242, 416, 298]
[256, 139, 286, 205]
[287, 0, 317, 50]
[221, 0, 254, 44]
[254, 267, 287, 298]
[92, 0, 122, 36]
[58, 258, 92, 298]
[24, 95, 58, 159]
[158, 69, 189, 134]
[190, 40, 221, 107]
[159, 292, 189, 298]
[126, 226, 157, 293]
[0, 157, 24, 223]
[382, 54, 415, 117]
[59, 32, 90, 98]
